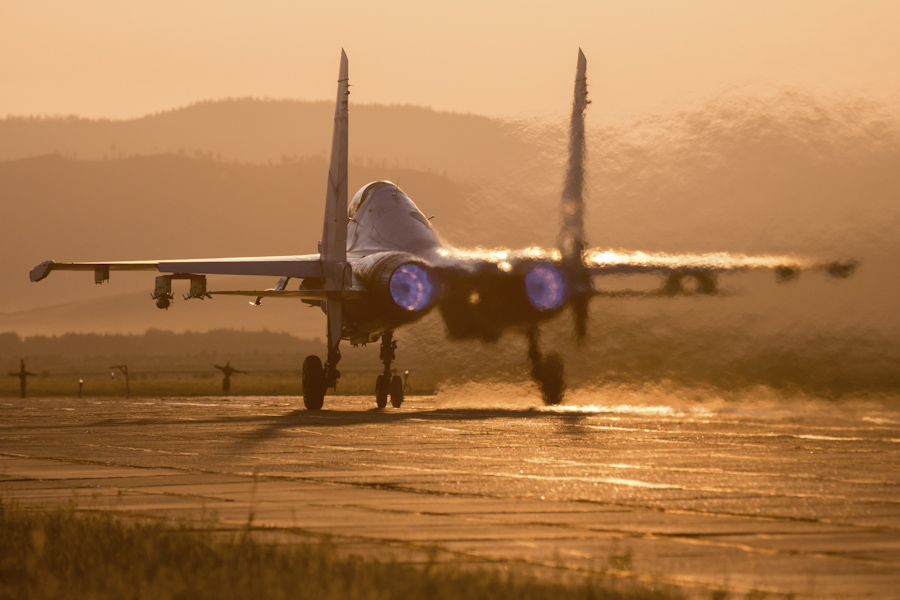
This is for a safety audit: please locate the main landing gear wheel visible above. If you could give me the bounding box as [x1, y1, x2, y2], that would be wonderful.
[374, 330, 404, 409]
[302, 355, 325, 411]
[390, 375, 404, 408]
[527, 327, 566, 406]
[539, 353, 565, 406]
[375, 375, 388, 408]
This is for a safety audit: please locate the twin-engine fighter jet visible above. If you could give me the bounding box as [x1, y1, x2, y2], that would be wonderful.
[30, 50, 856, 409]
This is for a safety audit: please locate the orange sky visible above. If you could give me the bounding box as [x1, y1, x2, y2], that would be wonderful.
[1, 0, 899, 120]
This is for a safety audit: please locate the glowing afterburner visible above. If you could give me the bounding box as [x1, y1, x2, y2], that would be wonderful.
[524, 264, 567, 311]
[390, 263, 440, 311]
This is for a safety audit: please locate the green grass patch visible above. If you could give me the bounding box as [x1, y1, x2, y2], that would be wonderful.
[0, 498, 684, 600]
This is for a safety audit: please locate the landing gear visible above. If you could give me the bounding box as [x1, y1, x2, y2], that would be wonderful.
[527, 326, 566, 405]
[374, 331, 403, 408]
[375, 375, 388, 408]
[302, 355, 326, 410]
[537, 353, 565, 405]
[390, 375, 404, 408]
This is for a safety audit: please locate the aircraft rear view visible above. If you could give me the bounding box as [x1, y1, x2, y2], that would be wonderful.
[29, 49, 857, 410]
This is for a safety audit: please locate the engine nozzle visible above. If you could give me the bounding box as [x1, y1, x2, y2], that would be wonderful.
[390, 262, 440, 311]
[354, 251, 441, 315]
[524, 264, 567, 311]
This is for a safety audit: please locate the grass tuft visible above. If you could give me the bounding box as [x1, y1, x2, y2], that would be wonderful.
[1, 498, 684, 600]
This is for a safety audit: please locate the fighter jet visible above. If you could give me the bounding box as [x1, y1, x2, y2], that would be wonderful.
[30, 50, 856, 409]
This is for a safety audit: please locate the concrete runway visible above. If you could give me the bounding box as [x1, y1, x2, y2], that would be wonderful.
[2, 391, 899, 598]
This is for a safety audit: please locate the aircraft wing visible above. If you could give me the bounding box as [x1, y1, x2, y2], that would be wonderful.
[30, 254, 323, 283]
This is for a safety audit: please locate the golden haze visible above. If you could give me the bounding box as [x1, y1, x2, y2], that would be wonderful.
[1, 1, 899, 120]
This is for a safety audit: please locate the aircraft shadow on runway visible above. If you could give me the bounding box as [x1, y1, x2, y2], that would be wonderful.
[60, 407, 593, 447]
[237, 408, 594, 447]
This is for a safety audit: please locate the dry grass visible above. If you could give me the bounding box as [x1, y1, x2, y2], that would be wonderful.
[0, 498, 686, 600]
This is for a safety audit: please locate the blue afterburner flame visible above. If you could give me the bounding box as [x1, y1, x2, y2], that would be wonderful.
[390, 263, 439, 311]
[525, 264, 567, 311]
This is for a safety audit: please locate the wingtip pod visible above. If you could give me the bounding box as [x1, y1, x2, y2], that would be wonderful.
[30, 260, 55, 282]
[826, 260, 858, 279]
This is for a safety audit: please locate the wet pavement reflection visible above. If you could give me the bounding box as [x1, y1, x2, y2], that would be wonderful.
[2, 392, 899, 598]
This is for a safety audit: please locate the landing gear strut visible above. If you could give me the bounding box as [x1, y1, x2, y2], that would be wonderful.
[376, 330, 404, 408]
[527, 326, 565, 405]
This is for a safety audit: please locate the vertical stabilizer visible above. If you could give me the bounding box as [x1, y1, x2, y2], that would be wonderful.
[559, 48, 588, 264]
[321, 50, 349, 388]
[322, 49, 350, 278]
[559, 49, 591, 341]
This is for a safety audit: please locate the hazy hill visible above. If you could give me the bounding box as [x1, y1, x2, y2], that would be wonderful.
[0, 100, 540, 183]
[2, 91, 899, 382]
[9, 93, 896, 257]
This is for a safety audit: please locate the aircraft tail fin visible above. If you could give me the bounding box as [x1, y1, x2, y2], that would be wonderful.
[321, 49, 350, 275]
[321, 50, 350, 388]
[559, 48, 592, 341]
[559, 48, 588, 264]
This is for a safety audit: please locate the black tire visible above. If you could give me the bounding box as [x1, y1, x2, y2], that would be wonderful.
[375, 375, 388, 408]
[390, 375, 404, 408]
[302, 355, 325, 410]
[539, 353, 565, 406]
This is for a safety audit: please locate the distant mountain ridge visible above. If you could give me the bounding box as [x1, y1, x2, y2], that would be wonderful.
[2, 89, 898, 364]
[0, 99, 545, 183]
